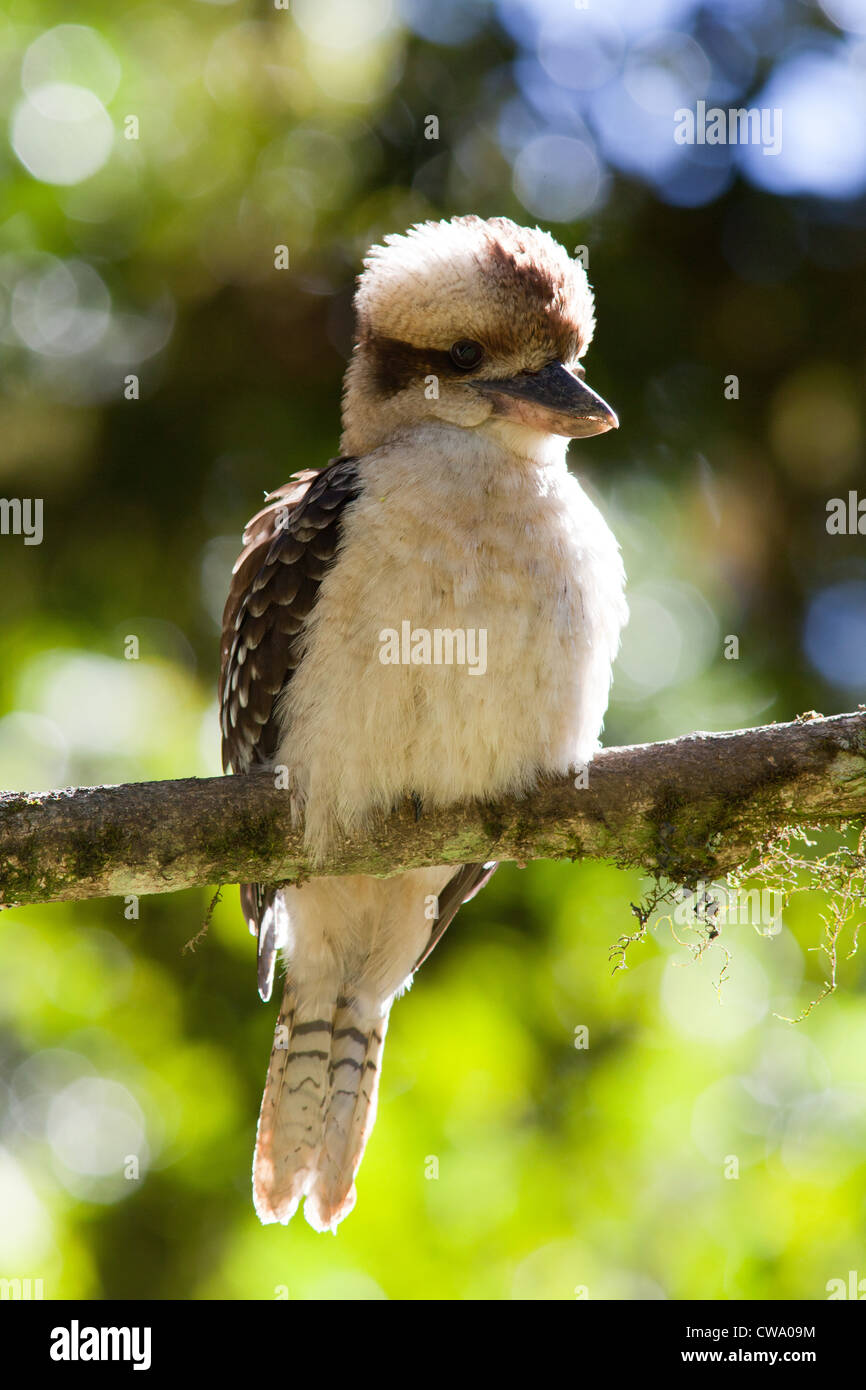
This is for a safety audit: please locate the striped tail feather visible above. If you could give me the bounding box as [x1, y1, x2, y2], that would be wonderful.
[252, 986, 388, 1232]
[252, 991, 336, 1226]
[305, 1002, 388, 1233]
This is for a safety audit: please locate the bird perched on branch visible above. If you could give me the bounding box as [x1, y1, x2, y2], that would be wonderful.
[219, 215, 627, 1232]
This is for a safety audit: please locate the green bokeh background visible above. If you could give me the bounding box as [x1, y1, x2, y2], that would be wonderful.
[0, 1, 864, 1300]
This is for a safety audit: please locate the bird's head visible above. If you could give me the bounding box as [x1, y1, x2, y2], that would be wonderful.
[340, 215, 617, 458]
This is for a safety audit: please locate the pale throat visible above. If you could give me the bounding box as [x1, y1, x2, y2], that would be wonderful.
[475, 414, 570, 468]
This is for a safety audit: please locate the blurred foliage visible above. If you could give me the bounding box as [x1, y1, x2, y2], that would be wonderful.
[0, 0, 864, 1300]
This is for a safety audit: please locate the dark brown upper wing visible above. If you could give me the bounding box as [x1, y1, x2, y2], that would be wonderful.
[219, 456, 362, 999]
[220, 457, 362, 776]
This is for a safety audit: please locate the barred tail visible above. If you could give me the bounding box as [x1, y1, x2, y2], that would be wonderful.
[252, 984, 388, 1232]
[252, 989, 336, 1226]
[305, 1002, 388, 1233]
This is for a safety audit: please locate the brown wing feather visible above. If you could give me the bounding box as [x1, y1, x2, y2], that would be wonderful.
[412, 861, 499, 974]
[219, 457, 361, 1000]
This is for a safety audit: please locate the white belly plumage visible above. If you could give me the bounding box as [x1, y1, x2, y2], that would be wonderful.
[276, 425, 627, 860]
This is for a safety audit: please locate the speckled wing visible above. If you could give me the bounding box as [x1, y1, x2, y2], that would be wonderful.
[218, 457, 362, 1001]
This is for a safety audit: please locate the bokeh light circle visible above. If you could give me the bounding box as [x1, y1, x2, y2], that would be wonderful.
[11, 82, 114, 185]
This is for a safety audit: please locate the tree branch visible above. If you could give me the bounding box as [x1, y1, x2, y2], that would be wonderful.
[1, 711, 865, 907]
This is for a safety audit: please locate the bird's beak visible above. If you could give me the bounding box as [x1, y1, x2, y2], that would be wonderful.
[476, 360, 618, 438]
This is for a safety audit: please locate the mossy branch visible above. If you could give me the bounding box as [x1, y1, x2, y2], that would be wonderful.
[1, 711, 865, 908]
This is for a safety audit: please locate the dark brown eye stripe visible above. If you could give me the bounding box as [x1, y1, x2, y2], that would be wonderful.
[364, 332, 463, 395]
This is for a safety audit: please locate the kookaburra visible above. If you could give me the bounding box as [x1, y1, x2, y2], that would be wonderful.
[219, 215, 627, 1232]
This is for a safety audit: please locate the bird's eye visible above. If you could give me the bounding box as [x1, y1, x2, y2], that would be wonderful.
[449, 339, 485, 371]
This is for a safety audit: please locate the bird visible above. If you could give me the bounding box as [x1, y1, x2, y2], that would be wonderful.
[218, 214, 628, 1233]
